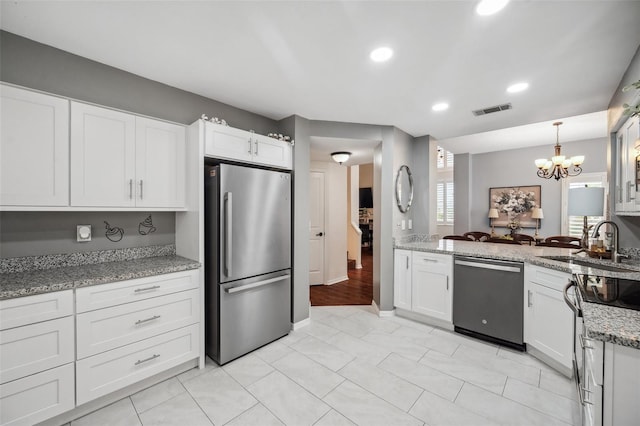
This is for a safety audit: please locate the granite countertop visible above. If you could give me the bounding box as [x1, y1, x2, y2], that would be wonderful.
[395, 238, 640, 349]
[0, 245, 200, 300]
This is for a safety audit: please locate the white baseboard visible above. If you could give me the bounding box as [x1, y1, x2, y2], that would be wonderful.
[292, 317, 310, 330]
[371, 300, 395, 317]
[325, 275, 349, 285]
[355, 263, 362, 269]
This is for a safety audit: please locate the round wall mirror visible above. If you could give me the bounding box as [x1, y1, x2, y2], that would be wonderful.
[395, 165, 414, 213]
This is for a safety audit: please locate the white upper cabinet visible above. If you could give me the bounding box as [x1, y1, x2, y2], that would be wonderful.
[71, 102, 136, 207]
[135, 117, 186, 208]
[204, 121, 292, 170]
[615, 115, 640, 214]
[71, 102, 186, 208]
[0, 84, 69, 207]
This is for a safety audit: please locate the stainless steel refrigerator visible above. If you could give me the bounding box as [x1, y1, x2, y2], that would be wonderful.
[204, 163, 291, 365]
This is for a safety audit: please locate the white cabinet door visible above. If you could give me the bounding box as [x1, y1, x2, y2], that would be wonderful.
[615, 115, 640, 214]
[0, 84, 69, 207]
[71, 102, 136, 207]
[135, 117, 186, 208]
[393, 249, 412, 310]
[204, 122, 253, 163]
[411, 252, 452, 322]
[253, 134, 292, 169]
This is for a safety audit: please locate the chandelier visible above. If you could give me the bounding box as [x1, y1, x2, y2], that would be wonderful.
[535, 121, 584, 181]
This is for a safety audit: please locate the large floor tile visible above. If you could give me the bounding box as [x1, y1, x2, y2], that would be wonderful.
[453, 344, 541, 386]
[247, 371, 331, 426]
[420, 350, 507, 395]
[131, 377, 186, 414]
[290, 335, 355, 371]
[314, 312, 373, 338]
[409, 389, 498, 426]
[455, 383, 571, 426]
[392, 325, 459, 356]
[503, 378, 580, 425]
[222, 353, 274, 387]
[322, 381, 423, 426]
[313, 410, 356, 426]
[254, 340, 294, 364]
[348, 311, 400, 334]
[430, 328, 499, 355]
[496, 347, 558, 373]
[338, 359, 423, 411]
[138, 392, 212, 426]
[225, 403, 284, 426]
[183, 368, 257, 425]
[71, 398, 141, 426]
[315, 305, 365, 318]
[301, 321, 342, 341]
[378, 353, 463, 401]
[362, 330, 428, 361]
[177, 356, 219, 384]
[279, 329, 309, 347]
[539, 368, 578, 401]
[273, 351, 344, 398]
[387, 315, 435, 333]
[324, 331, 391, 366]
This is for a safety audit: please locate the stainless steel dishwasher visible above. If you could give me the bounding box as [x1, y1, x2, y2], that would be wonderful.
[453, 255, 525, 350]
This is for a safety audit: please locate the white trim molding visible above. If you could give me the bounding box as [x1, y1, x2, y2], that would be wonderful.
[371, 300, 395, 318]
[292, 317, 310, 330]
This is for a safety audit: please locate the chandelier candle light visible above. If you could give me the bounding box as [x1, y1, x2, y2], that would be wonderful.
[535, 122, 584, 180]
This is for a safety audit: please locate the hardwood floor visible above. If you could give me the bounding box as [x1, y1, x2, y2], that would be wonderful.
[310, 248, 373, 306]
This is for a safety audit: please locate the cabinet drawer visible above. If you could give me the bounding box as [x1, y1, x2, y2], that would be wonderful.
[412, 252, 452, 274]
[76, 270, 198, 312]
[0, 363, 74, 426]
[526, 265, 571, 291]
[0, 290, 73, 331]
[76, 324, 199, 405]
[77, 289, 199, 359]
[0, 316, 74, 384]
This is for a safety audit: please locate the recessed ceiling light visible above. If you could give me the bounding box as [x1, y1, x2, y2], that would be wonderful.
[507, 82, 529, 93]
[370, 47, 393, 62]
[432, 103, 449, 112]
[476, 0, 510, 16]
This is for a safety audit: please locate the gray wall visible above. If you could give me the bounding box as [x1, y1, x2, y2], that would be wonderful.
[392, 127, 415, 239]
[411, 135, 432, 235]
[0, 212, 175, 258]
[453, 153, 472, 235]
[608, 45, 640, 248]
[455, 138, 607, 236]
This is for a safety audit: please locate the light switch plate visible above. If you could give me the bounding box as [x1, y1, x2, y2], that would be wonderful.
[401, 220, 406, 230]
[408, 219, 413, 230]
[77, 225, 92, 242]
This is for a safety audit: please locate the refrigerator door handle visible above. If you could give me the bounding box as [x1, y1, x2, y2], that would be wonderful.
[225, 274, 291, 294]
[225, 192, 232, 277]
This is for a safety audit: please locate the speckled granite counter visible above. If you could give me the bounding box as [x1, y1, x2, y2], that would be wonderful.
[395, 238, 640, 349]
[0, 245, 200, 300]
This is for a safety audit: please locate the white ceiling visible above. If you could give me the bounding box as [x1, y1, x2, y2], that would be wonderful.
[2, 1, 639, 158]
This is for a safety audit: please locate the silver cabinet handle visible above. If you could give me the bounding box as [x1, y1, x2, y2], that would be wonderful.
[527, 290, 533, 307]
[225, 192, 232, 277]
[248, 139, 252, 154]
[406, 256, 409, 269]
[139, 180, 144, 199]
[579, 334, 594, 350]
[134, 354, 160, 366]
[422, 258, 438, 263]
[226, 274, 290, 294]
[581, 387, 594, 405]
[129, 179, 133, 199]
[134, 285, 161, 293]
[617, 185, 623, 203]
[255, 140, 259, 155]
[446, 276, 449, 290]
[135, 315, 161, 325]
[627, 181, 635, 201]
[563, 281, 580, 315]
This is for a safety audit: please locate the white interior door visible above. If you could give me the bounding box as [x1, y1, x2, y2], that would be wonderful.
[309, 171, 325, 285]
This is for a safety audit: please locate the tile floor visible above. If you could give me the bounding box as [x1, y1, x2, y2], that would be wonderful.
[68, 305, 580, 426]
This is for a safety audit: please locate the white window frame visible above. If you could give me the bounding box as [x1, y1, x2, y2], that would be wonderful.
[437, 146, 454, 225]
[561, 172, 608, 236]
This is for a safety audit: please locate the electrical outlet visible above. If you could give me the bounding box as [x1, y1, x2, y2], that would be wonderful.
[77, 225, 92, 242]
[408, 219, 413, 230]
[401, 220, 406, 230]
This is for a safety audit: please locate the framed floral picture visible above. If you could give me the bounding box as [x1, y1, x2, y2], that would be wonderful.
[489, 185, 541, 228]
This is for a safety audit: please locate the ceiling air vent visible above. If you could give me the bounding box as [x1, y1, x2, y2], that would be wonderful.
[472, 103, 512, 116]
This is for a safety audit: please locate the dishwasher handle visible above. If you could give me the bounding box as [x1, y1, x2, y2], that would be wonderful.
[454, 259, 521, 273]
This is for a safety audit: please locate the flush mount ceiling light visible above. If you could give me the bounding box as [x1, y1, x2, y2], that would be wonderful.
[476, 0, 510, 16]
[432, 102, 449, 112]
[507, 82, 529, 93]
[535, 122, 584, 181]
[370, 47, 393, 62]
[331, 151, 351, 165]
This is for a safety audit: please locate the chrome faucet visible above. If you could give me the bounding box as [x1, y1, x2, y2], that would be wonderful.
[591, 220, 629, 263]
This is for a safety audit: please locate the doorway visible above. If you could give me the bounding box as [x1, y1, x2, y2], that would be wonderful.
[309, 171, 325, 285]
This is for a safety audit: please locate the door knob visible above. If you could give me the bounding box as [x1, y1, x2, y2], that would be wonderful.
[316, 232, 324, 237]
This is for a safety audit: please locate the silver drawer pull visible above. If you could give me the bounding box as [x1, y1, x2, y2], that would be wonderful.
[579, 334, 594, 350]
[135, 315, 161, 325]
[134, 285, 161, 293]
[422, 258, 438, 262]
[581, 387, 594, 405]
[135, 354, 160, 366]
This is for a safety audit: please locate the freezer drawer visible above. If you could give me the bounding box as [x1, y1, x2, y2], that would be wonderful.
[207, 271, 291, 365]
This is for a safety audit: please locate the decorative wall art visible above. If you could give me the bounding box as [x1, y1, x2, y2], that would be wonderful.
[138, 215, 156, 235]
[489, 185, 541, 229]
[104, 221, 124, 242]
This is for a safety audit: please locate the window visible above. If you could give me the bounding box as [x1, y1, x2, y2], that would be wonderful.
[437, 146, 454, 224]
[561, 172, 607, 237]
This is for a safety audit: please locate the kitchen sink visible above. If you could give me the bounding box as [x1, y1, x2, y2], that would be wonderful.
[538, 256, 637, 273]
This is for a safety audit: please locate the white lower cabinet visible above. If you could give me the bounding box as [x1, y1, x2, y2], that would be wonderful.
[76, 324, 199, 405]
[393, 250, 452, 324]
[524, 265, 573, 373]
[0, 363, 75, 426]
